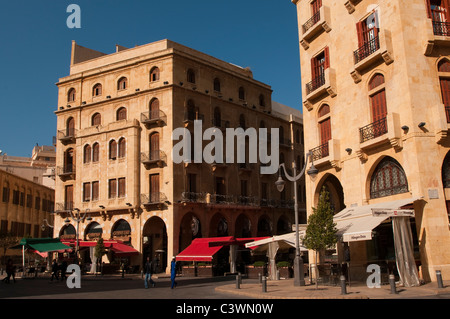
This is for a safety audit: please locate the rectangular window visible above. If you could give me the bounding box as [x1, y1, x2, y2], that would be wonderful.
[12, 190, 20, 205]
[35, 197, 41, 210]
[26, 194, 33, 208]
[0, 220, 8, 235]
[2, 187, 9, 203]
[150, 174, 160, 202]
[34, 225, 40, 238]
[83, 182, 91, 202]
[109, 179, 117, 199]
[92, 181, 99, 201]
[118, 178, 126, 198]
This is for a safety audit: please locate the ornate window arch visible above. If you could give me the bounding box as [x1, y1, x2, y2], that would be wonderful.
[67, 88, 76, 103]
[370, 157, 408, 199]
[150, 67, 160, 82]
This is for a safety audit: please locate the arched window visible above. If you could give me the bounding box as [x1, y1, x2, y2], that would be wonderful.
[92, 143, 100, 162]
[186, 100, 196, 121]
[187, 69, 195, 83]
[150, 67, 160, 82]
[67, 88, 76, 103]
[93, 83, 102, 97]
[64, 148, 75, 173]
[239, 114, 246, 129]
[117, 107, 127, 121]
[83, 144, 91, 164]
[442, 152, 450, 188]
[117, 77, 128, 90]
[318, 104, 330, 117]
[214, 78, 221, 92]
[259, 94, 265, 107]
[109, 140, 117, 160]
[150, 133, 160, 160]
[438, 59, 450, 122]
[149, 98, 160, 119]
[214, 107, 221, 127]
[318, 104, 331, 157]
[91, 113, 101, 126]
[366, 73, 388, 140]
[66, 117, 75, 137]
[118, 138, 126, 158]
[370, 157, 408, 199]
[239, 87, 246, 100]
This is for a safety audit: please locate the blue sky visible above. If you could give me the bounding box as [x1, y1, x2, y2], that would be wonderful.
[0, 0, 302, 157]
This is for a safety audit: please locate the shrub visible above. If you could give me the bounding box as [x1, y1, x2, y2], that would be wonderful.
[253, 261, 266, 267]
[277, 261, 290, 268]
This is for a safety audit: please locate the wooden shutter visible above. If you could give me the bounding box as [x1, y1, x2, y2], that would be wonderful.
[110, 140, 117, 159]
[440, 78, 450, 106]
[356, 21, 365, 47]
[371, 90, 387, 122]
[311, 56, 318, 79]
[109, 179, 117, 199]
[444, 0, 450, 20]
[150, 174, 160, 202]
[311, 0, 322, 15]
[92, 181, 99, 201]
[150, 133, 160, 160]
[67, 117, 75, 136]
[425, 0, 432, 18]
[118, 138, 126, 158]
[83, 183, 91, 202]
[150, 99, 160, 119]
[65, 185, 73, 209]
[324, 47, 330, 69]
[118, 178, 126, 197]
[319, 118, 332, 144]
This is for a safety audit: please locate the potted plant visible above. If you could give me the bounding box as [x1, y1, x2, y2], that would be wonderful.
[245, 261, 267, 279]
[196, 262, 214, 277]
[276, 261, 292, 279]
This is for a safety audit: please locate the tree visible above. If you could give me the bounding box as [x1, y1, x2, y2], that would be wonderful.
[302, 187, 338, 288]
[94, 238, 106, 275]
[0, 233, 19, 266]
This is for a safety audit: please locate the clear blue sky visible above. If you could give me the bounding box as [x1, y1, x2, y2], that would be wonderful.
[0, 0, 302, 157]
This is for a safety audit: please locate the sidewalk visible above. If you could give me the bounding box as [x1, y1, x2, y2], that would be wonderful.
[215, 278, 450, 299]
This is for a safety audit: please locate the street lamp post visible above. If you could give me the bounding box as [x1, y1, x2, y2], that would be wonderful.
[275, 151, 318, 286]
[65, 208, 92, 262]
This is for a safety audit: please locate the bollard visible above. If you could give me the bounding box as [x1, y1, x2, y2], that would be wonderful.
[262, 276, 267, 293]
[238, 272, 242, 285]
[436, 270, 444, 289]
[340, 275, 347, 295]
[236, 274, 240, 289]
[258, 273, 262, 284]
[389, 274, 397, 294]
[276, 270, 280, 281]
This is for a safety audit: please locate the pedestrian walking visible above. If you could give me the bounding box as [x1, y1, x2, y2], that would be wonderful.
[144, 257, 155, 289]
[50, 259, 59, 282]
[3, 259, 16, 284]
[60, 260, 68, 282]
[170, 256, 177, 289]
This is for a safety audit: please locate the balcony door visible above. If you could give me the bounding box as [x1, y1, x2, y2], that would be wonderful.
[67, 117, 75, 137]
[64, 148, 75, 173]
[150, 98, 160, 120]
[150, 133, 160, 160]
[150, 174, 160, 203]
[429, 0, 450, 22]
[319, 118, 331, 146]
[65, 185, 73, 210]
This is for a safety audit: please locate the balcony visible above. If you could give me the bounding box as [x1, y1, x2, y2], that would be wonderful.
[54, 202, 74, 213]
[181, 192, 207, 203]
[141, 110, 167, 128]
[425, 19, 450, 55]
[300, 6, 332, 50]
[57, 128, 76, 145]
[57, 165, 75, 180]
[357, 112, 402, 160]
[309, 139, 341, 169]
[432, 104, 450, 144]
[350, 30, 394, 83]
[303, 68, 337, 110]
[141, 150, 167, 168]
[359, 117, 388, 143]
[183, 111, 205, 128]
[141, 193, 168, 210]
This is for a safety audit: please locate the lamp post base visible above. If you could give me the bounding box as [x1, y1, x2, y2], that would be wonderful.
[293, 255, 305, 286]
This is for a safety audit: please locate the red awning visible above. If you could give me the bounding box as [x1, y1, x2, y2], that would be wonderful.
[111, 243, 139, 256]
[208, 237, 270, 248]
[176, 237, 231, 262]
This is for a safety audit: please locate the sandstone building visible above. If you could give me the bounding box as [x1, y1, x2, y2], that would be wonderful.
[54, 40, 305, 272]
[293, 0, 450, 282]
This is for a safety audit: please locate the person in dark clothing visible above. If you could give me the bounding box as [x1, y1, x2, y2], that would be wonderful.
[144, 257, 155, 289]
[51, 259, 59, 282]
[170, 256, 177, 289]
[4, 259, 16, 283]
[60, 260, 68, 281]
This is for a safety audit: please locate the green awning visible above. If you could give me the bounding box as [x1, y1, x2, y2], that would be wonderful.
[17, 238, 71, 253]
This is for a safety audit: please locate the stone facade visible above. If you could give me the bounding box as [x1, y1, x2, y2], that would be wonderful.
[292, 0, 450, 282]
[54, 39, 305, 273]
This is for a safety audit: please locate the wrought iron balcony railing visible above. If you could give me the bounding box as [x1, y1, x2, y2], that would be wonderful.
[354, 35, 380, 64]
[359, 117, 388, 143]
[305, 73, 326, 95]
[432, 20, 450, 36]
[302, 11, 321, 34]
[57, 128, 77, 143]
[56, 165, 76, 177]
[310, 143, 329, 161]
[141, 110, 167, 126]
[141, 150, 167, 166]
[55, 201, 74, 212]
[141, 193, 168, 205]
[446, 106, 450, 123]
